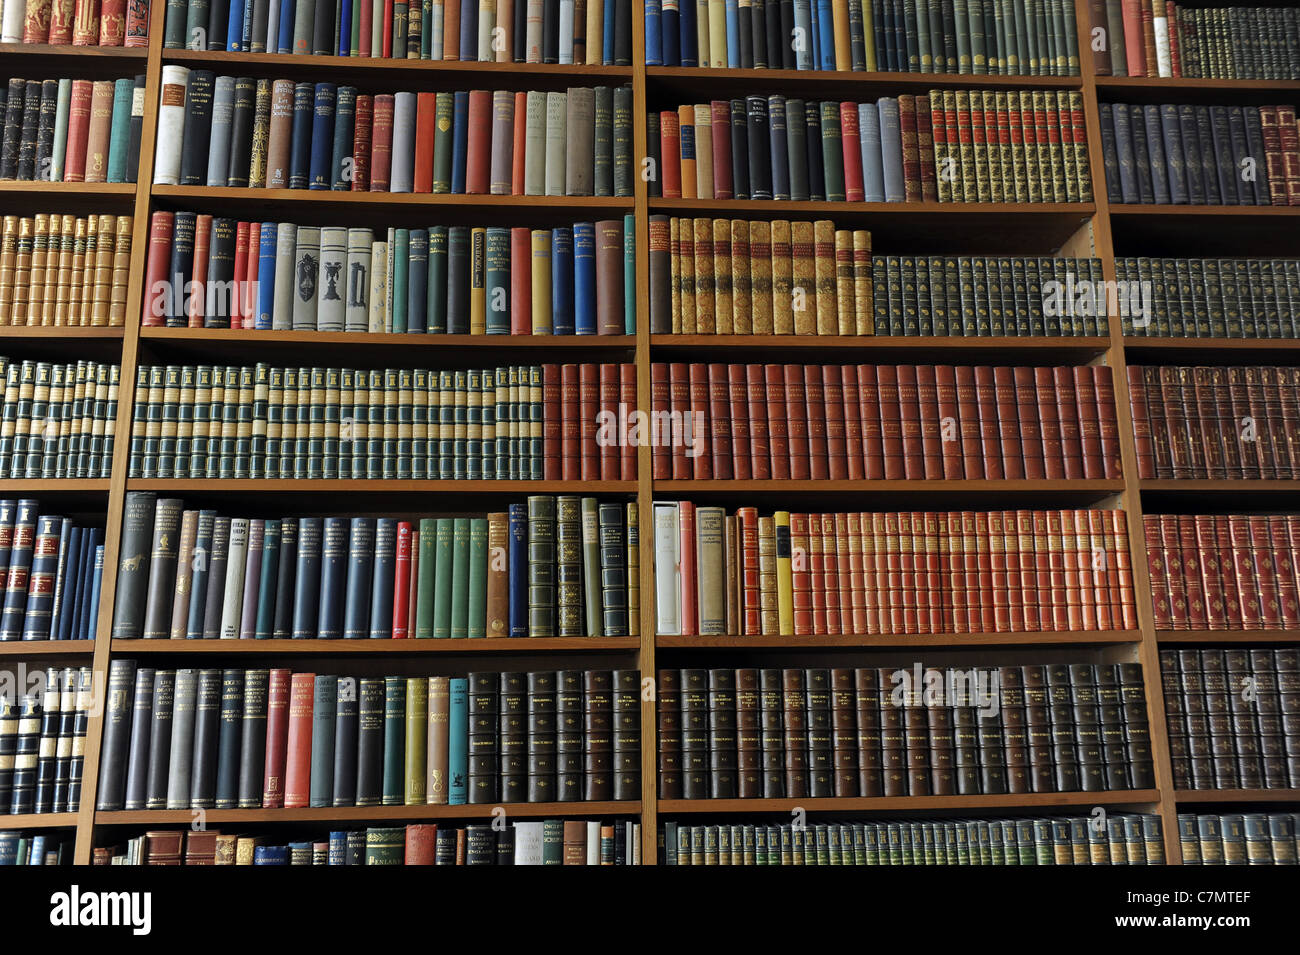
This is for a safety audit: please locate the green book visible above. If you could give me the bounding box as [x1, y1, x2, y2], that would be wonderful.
[542, 819, 565, 865]
[415, 518, 437, 637]
[363, 827, 404, 865]
[392, 229, 410, 333]
[253, 519, 280, 637]
[427, 226, 448, 333]
[433, 518, 453, 638]
[466, 518, 487, 638]
[580, 498, 602, 637]
[381, 677, 405, 806]
[623, 213, 636, 333]
[404, 677, 427, 805]
[818, 101, 845, 202]
[106, 78, 135, 183]
[432, 92, 454, 193]
[449, 517, 470, 639]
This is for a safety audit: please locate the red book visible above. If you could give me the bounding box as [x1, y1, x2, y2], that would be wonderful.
[765, 363, 789, 480]
[1072, 366, 1102, 479]
[822, 365, 847, 480]
[1034, 367, 1063, 479]
[1015, 510, 1037, 632]
[464, 89, 493, 194]
[659, 111, 682, 198]
[1280, 516, 1300, 628]
[784, 365, 810, 481]
[1275, 106, 1300, 206]
[598, 363, 619, 480]
[876, 365, 904, 479]
[1052, 367, 1082, 479]
[933, 365, 960, 479]
[231, 220, 249, 328]
[510, 227, 531, 333]
[1032, 510, 1052, 631]
[916, 96, 938, 202]
[1088, 510, 1112, 631]
[1233, 517, 1265, 630]
[1069, 509, 1091, 632]
[369, 94, 395, 192]
[282, 672, 315, 809]
[1167, 2, 1182, 76]
[262, 668, 292, 809]
[988, 512, 1010, 632]
[98, 0, 125, 45]
[710, 100, 732, 199]
[1177, 514, 1205, 632]
[1120, 0, 1145, 74]
[804, 365, 829, 480]
[651, 362, 671, 479]
[619, 363, 636, 480]
[867, 512, 887, 634]
[839, 102, 864, 201]
[828, 513, 847, 634]
[954, 365, 983, 479]
[542, 363, 561, 480]
[560, 362, 580, 480]
[669, 362, 691, 479]
[790, 513, 813, 635]
[707, 363, 732, 479]
[1159, 515, 1187, 629]
[1046, 510, 1068, 631]
[405, 824, 437, 865]
[141, 211, 174, 327]
[382, 0, 395, 56]
[64, 79, 94, 182]
[810, 514, 827, 635]
[393, 522, 412, 638]
[1216, 515, 1243, 628]
[1112, 511, 1136, 630]
[579, 363, 600, 480]
[1143, 517, 1171, 629]
[511, 91, 527, 194]
[738, 507, 760, 635]
[440, 0, 457, 58]
[187, 214, 212, 327]
[728, 364, 752, 481]
[895, 364, 923, 480]
[992, 366, 1022, 479]
[413, 92, 437, 192]
[973, 365, 1001, 480]
[912, 365, 940, 480]
[688, 363, 712, 479]
[243, 221, 260, 328]
[48, 1, 71, 45]
[857, 365, 883, 480]
[359, 0, 374, 55]
[351, 95, 373, 191]
[678, 501, 696, 636]
[744, 364, 770, 480]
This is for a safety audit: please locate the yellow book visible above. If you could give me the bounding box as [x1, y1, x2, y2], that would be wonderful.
[405, 676, 428, 805]
[768, 219, 791, 334]
[813, 219, 837, 335]
[729, 219, 750, 334]
[530, 229, 552, 334]
[774, 510, 793, 636]
[834, 229, 854, 336]
[626, 501, 640, 638]
[53, 214, 75, 326]
[110, 214, 132, 327]
[852, 230, 873, 335]
[668, 217, 682, 333]
[678, 216, 696, 333]
[712, 218, 731, 334]
[707, 0, 727, 67]
[749, 219, 773, 334]
[469, 226, 487, 334]
[831, 0, 851, 71]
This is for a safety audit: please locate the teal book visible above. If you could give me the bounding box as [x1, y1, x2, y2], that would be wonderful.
[449, 517, 470, 638]
[392, 229, 410, 333]
[106, 78, 136, 183]
[427, 225, 448, 333]
[542, 819, 565, 864]
[381, 676, 405, 806]
[447, 677, 467, 805]
[433, 518, 453, 638]
[308, 674, 337, 807]
[623, 214, 636, 333]
[369, 518, 396, 638]
[414, 518, 437, 638]
[484, 227, 510, 334]
[466, 518, 487, 638]
[253, 518, 280, 638]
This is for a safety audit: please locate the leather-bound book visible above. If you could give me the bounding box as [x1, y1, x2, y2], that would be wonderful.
[1033, 367, 1063, 479]
[354, 677, 384, 807]
[1051, 366, 1083, 480]
[466, 671, 500, 804]
[95, 659, 137, 811]
[612, 669, 640, 801]
[552, 670, 581, 803]
[805, 669, 833, 798]
[686, 363, 711, 479]
[657, 668, 683, 799]
[1012, 366, 1044, 480]
[1022, 665, 1055, 793]
[735, 668, 762, 798]
[706, 668, 737, 799]
[404, 824, 437, 865]
[143, 669, 175, 810]
[679, 668, 708, 799]
[781, 668, 809, 798]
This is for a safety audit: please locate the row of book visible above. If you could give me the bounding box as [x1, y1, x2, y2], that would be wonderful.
[124, 362, 584, 482]
[0, 0, 150, 45]
[1179, 813, 1300, 865]
[95, 664, 640, 811]
[1095, 1, 1300, 80]
[110, 494, 638, 640]
[0, 501, 104, 642]
[168, 0, 634, 64]
[0, 358, 120, 480]
[1099, 102, 1300, 207]
[650, 362, 1123, 483]
[1144, 514, 1300, 633]
[1127, 365, 1300, 481]
[0, 668, 93, 815]
[653, 504, 1137, 638]
[646, 0, 1082, 75]
[0, 213, 134, 329]
[142, 212, 636, 335]
[661, 814, 1168, 866]
[154, 70, 636, 197]
[0, 831, 70, 865]
[99, 819, 642, 864]
[0, 76, 144, 183]
[1160, 649, 1299, 793]
[658, 664, 1155, 800]
[1115, 257, 1300, 340]
[650, 89, 1090, 204]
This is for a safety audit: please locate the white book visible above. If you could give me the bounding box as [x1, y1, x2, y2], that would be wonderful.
[587, 820, 600, 865]
[384, 229, 395, 332]
[291, 225, 321, 330]
[523, 91, 547, 195]
[316, 227, 347, 331]
[0, 0, 24, 42]
[271, 222, 297, 330]
[153, 66, 191, 185]
[693, 103, 713, 199]
[390, 92, 416, 192]
[344, 228, 373, 332]
[1153, 15, 1172, 78]
[218, 519, 250, 638]
[478, 0, 495, 60]
[51, 79, 72, 183]
[513, 822, 544, 864]
[367, 241, 388, 332]
[558, 0, 575, 63]
[544, 91, 568, 196]
[653, 502, 681, 635]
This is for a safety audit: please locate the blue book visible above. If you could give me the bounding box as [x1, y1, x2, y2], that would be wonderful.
[678, 0, 695, 66]
[225, 0, 244, 50]
[20, 516, 62, 640]
[342, 517, 374, 638]
[793, 0, 812, 69]
[603, 0, 615, 63]
[328, 831, 348, 864]
[484, 227, 510, 335]
[78, 530, 101, 640]
[507, 503, 526, 637]
[808, 0, 820, 68]
[240, 0, 255, 50]
[49, 522, 76, 640]
[287, 82, 315, 189]
[315, 517, 348, 638]
[330, 86, 355, 191]
[573, 221, 596, 335]
[859, 103, 885, 202]
[450, 91, 469, 193]
[623, 213, 636, 333]
[448, 677, 468, 804]
[308, 83, 336, 190]
[28, 835, 45, 865]
[309, 674, 337, 807]
[725, 0, 741, 67]
[459, 0, 477, 60]
[214, 666, 242, 806]
[769, 94, 789, 199]
[68, 528, 92, 641]
[185, 512, 215, 638]
[276, 0, 294, 52]
[662, 0, 680, 65]
[369, 518, 396, 638]
[253, 845, 289, 865]
[645, 0, 663, 65]
[255, 222, 277, 328]
[408, 228, 428, 333]
[338, 0, 351, 54]
[816, 0, 834, 69]
[551, 226, 575, 335]
[0, 831, 17, 865]
[253, 519, 280, 637]
[291, 517, 323, 638]
[878, 98, 905, 203]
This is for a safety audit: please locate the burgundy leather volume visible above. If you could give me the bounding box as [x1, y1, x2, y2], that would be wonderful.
[1015, 366, 1045, 480]
[1035, 366, 1064, 479]
[1073, 366, 1103, 480]
[954, 365, 983, 479]
[619, 363, 636, 480]
[708, 363, 732, 480]
[896, 365, 924, 480]
[934, 364, 962, 480]
[688, 363, 713, 479]
[650, 362, 670, 479]
[728, 364, 752, 480]
[746, 364, 771, 480]
[764, 364, 789, 480]
[876, 364, 904, 480]
[784, 365, 810, 481]
[1052, 366, 1084, 480]
[579, 363, 600, 481]
[858, 365, 884, 480]
[804, 365, 829, 481]
[669, 362, 691, 479]
[973, 365, 1002, 480]
[560, 363, 581, 481]
[821, 365, 847, 480]
[841, 365, 864, 480]
[994, 366, 1024, 479]
[598, 363, 619, 480]
[543, 364, 561, 480]
[915, 364, 943, 479]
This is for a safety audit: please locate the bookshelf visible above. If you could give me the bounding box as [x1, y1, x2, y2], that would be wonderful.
[4, 0, 1297, 867]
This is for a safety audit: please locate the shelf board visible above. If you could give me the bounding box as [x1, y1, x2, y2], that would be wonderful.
[0, 479, 110, 494]
[94, 801, 641, 825]
[658, 790, 1161, 815]
[126, 479, 637, 496]
[0, 812, 81, 829]
[1124, 337, 1300, 363]
[1140, 479, 1300, 493]
[1156, 630, 1300, 645]
[111, 637, 641, 654]
[0, 326, 124, 339]
[647, 66, 1082, 99]
[1110, 204, 1300, 217]
[0, 640, 95, 656]
[653, 479, 1125, 507]
[0, 180, 135, 195]
[1095, 75, 1300, 104]
[1097, 76, 1300, 91]
[0, 42, 148, 59]
[656, 631, 1141, 649]
[651, 334, 1111, 359]
[1173, 789, 1300, 804]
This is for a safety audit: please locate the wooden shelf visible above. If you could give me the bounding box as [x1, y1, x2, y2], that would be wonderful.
[1124, 337, 1300, 362]
[0, 479, 110, 495]
[0, 812, 81, 829]
[656, 631, 1142, 650]
[94, 802, 641, 825]
[1173, 789, 1300, 804]
[111, 637, 641, 655]
[0, 42, 147, 58]
[1156, 631, 1300, 645]
[0, 640, 95, 656]
[654, 479, 1125, 506]
[0, 327, 124, 339]
[658, 790, 1162, 815]
[1110, 204, 1300, 217]
[1140, 479, 1300, 493]
[125, 479, 637, 496]
[647, 66, 1082, 99]
[651, 334, 1110, 359]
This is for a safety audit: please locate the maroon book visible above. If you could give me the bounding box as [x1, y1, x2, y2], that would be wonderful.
[994, 366, 1023, 479]
[351, 94, 373, 191]
[858, 364, 883, 480]
[464, 89, 493, 194]
[283, 672, 315, 809]
[895, 365, 923, 481]
[1034, 367, 1063, 479]
[368, 94, 395, 192]
[747, 364, 771, 480]
[822, 365, 847, 480]
[404, 824, 438, 865]
[728, 364, 752, 481]
[973, 365, 1002, 480]
[261, 668, 292, 809]
[954, 365, 983, 480]
[542, 364, 561, 480]
[765, 364, 789, 480]
[1052, 366, 1083, 480]
[876, 364, 904, 480]
[689, 363, 713, 479]
[669, 362, 691, 479]
[1073, 366, 1103, 480]
[804, 364, 829, 481]
[619, 363, 636, 480]
[841, 365, 864, 480]
[708, 363, 732, 480]
[651, 362, 671, 480]
[1015, 366, 1045, 480]
[579, 363, 600, 481]
[598, 363, 619, 480]
[561, 363, 581, 481]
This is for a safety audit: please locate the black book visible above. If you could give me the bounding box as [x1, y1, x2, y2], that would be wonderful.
[201, 515, 231, 638]
[495, 827, 515, 865]
[16, 80, 40, 181]
[1226, 106, 1252, 205]
[613, 0, 632, 64]
[805, 100, 825, 201]
[446, 227, 470, 334]
[214, 668, 243, 809]
[778, 0, 795, 68]
[225, 77, 256, 187]
[290, 517, 321, 638]
[165, 212, 197, 325]
[205, 218, 238, 327]
[0, 696, 17, 811]
[271, 516, 297, 637]
[0, 78, 24, 180]
[332, 677, 359, 806]
[142, 497, 184, 639]
[355, 677, 384, 806]
[189, 668, 222, 808]
[751, 0, 767, 68]
[645, 112, 661, 198]
[95, 659, 137, 811]
[514, 0, 528, 61]
[543, 0, 560, 62]
[206, 0, 229, 50]
[110, 491, 158, 639]
[287, 81, 315, 189]
[33, 80, 57, 182]
[144, 669, 175, 810]
[236, 668, 269, 808]
[746, 96, 771, 199]
[312, 0, 337, 55]
[178, 70, 215, 186]
[122, 667, 156, 810]
[786, 99, 808, 201]
[729, 99, 749, 199]
[1208, 105, 1236, 205]
[165, 668, 199, 809]
[126, 74, 146, 184]
[32, 672, 61, 813]
[1129, 105, 1155, 204]
[1242, 107, 1270, 205]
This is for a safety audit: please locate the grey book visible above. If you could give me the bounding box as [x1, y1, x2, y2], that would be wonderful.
[878, 97, 905, 203]
[291, 225, 321, 330]
[390, 91, 416, 193]
[564, 87, 595, 196]
[165, 668, 199, 809]
[205, 75, 236, 187]
[859, 101, 885, 202]
[272, 222, 297, 330]
[345, 228, 372, 332]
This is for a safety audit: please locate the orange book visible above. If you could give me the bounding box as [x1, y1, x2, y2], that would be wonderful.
[511, 90, 527, 194]
[677, 104, 697, 199]
[188, 215, 212, 328]
[282, 672, 315, 810]
[790, 512, 813, 635]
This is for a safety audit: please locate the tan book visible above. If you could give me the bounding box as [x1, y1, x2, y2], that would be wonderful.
[0, 216, 17, 325]
[851, 230, 872, 335]
[84, 80, 114, 183]
[834, 229, 854, 336]
[214, 834, 238, 865]
[67, 216, 87, 326]
[668, 217, 681, 333]
[485, 512, 509, 635]
[757, 515, 778, 634]
[789, 220, 816, 335]
[693, 104, 713, 200]
[248, 79, 273, 188]
[678, 217, 695, 333]
[729, 219, 751, 334]
[77, 214, 96, 326]
[749, 219, 773, 334]
[1067, 91, 1092, 202]
[91, 215, 114, 326]
[235, 836, 260, 865]
[12, 218, 33, 326]
[26, 214, 49, 327]
[41, 215, 65, 326]
[53, 214, 75, 326]
[812, 220, 837, 335]
[712, 218, 731, 334]
[110, 214, 132, 326]
[692, 217, 714, 333]
[265, 79, 295, 188]
[934, 89, 954, 203]
[770, 218, 794, 333]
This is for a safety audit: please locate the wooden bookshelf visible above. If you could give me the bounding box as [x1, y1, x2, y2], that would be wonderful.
[6, 0, 1296, 868]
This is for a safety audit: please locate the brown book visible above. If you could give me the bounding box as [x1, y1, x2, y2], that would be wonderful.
[542, 363, 561, 480]
[83, 80, 114, 183]
[144, 830, 184, 866]
[184, 831, 219, 865]
[750, 220, 774, 334]
[955, 365, 983, 479]
[562, 820, 587, 864]
[822, 365, 848, 481]
[707, 363, 731, 480]
[691, 217, 714, 333]
[1052, 366, 1083, 480]
[1126, 365, 1156, 479]
[657, 669, 683, 799]
[896, 364, 923, 480]
[730, 219, 751, 333]
[804, 364, 829, 480]
[265, 79, 295, 189]
[485, 513, 508, 636]
[728, 364, 751, 481]
[841, 365, 863, 480]
[1073, 366, 1103, 480]
[560, 362, 580, 481]
[578, 362, 599, 481]
[833, 228, 854, 335]
[789, 221, 815, 335]
[425, 676, 449, 804]
[858, 364, 883, 480]
[764, 364, 789, 479]
[784, 364, 810, 480]
[688, 362, 712, 479]
[915, 95, 937, 202]
[974, 365, 1002, 480]
[934, 364, 962, 479]
[677, 215, 695, 331]
[1034, 367, 1063, 479]
[598, 362, 618, 480]
[712, 218, 732, 333]
[876, 364, 904, 480]
[993, 366, 1023, 479]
